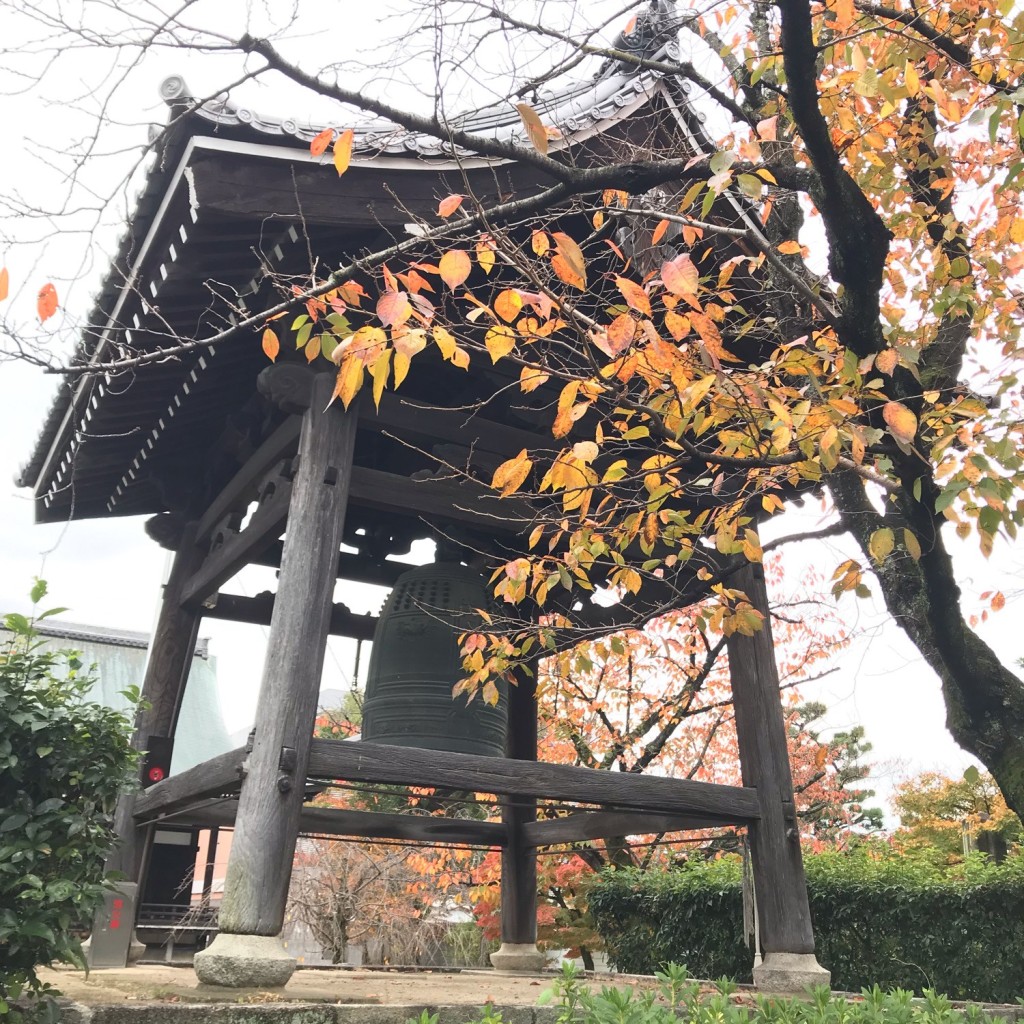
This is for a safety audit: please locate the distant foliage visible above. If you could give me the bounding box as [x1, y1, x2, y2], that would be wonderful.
[0, 583, 138, 1016]
[588, 849, 1024, 1003]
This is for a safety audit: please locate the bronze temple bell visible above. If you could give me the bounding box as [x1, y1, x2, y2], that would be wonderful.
[361, 562, 508, 757]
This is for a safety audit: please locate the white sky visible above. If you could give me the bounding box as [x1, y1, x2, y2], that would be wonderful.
[0, 0, 1021, 817]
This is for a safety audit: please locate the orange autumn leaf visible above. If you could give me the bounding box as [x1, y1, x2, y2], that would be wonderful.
[883, 401, 918, 445]
[0, 267, 8, 303]
[439, 249, 471, 289]
[37, 283, 58, 323]
[515, 102, 549, 155]
[377, 290, 412, 328]
[615, 276, 651, 316]
[661, 254, 699, 299]
[310, 127, 334, 157]
[438, 194, 465, 218]
[778, 239, 802, 255]
[651, 219, 670, 245]
[261, 327, 280, 363]
[552, 232, 586, 283]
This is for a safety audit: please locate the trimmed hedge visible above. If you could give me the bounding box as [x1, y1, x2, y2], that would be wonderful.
[588, 850, 1024, 1003]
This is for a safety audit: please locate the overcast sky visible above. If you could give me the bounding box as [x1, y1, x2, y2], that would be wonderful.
[1, 0, 1021, 815]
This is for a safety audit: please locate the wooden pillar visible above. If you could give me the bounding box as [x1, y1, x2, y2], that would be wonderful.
[491, 663, 545, 972]
[726, 558, 829, 991]
[89, 525, 205, 969]
[195, 374, 357, 988]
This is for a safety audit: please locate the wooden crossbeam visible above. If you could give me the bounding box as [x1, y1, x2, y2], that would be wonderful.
[307, 740, 760, 822]
[253, 543, 410, 588]
[521, 810, 726, 847]
[201, 592, 378, 641]
[195, 417, 302, 544]
[133, 746, 246, 821]
[182, 484, 291, 608]
[168, 800, 508, 847]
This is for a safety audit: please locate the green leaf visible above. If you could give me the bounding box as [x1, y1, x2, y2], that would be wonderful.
[0, 813, 28, 833]
[30, 578, 47, 604]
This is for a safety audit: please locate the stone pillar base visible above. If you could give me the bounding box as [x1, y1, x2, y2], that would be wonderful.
[753, 952, 830, 993]
[193, 933, 296, 988]
[489, 942, 547, 973]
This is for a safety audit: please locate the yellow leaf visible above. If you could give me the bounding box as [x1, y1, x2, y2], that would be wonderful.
[394, 351, 411, 389]
[370, 349, 391, 410]
[433, 325, 457, 360]
[439, 249, 471, 289]
[868, 526, 894, 563]
[261, 327, 279, 363]
[905, 60, 920, 96]
[333, 129, 354, 176]
[903, 528, 921, 561]
[476, 238, 496, 274]
[664, 310, 691, 341]
[492, 449, 533, 495]
[450, 346, 470, 370]
[333, 355, 364, 409]
[494, 289, 523, 322]
[438, 194, 465, 218]
[519, 365, 549, 393]
[304, 336, 319, 363]
[0, 267, 8, 303]
[882, 400, 918, 445]
[531, 230, 550, 256]
[515, 102, 549, 155]
[778, 240, 801, 255]
[485, 324, 516, 363]
[310, 127, 333, 157]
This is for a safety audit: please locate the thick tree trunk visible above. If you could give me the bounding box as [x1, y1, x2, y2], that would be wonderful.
[829, 470, 1024, 817]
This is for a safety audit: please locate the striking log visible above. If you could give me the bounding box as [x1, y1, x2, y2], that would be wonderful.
[306, 739, 760, 820]
[217, 375, 358, 936]
[170, 800, 508, 847]
[521, 810, 724, 847]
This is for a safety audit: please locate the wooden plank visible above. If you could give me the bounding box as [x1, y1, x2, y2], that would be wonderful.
[202, 592, 378, 641]
[521, 810, 724, 847]
[307, 740, 760, 821]
[195, 417, 301, 544]
[253, 542, 410, 589]
[172, 800, 508, 847]
[133, 746, 247, 821]
[349, 466, 534, 534]
[218, 376, 358, 937]
[180, 484, 291, 608]
[727, 558, 816, 955]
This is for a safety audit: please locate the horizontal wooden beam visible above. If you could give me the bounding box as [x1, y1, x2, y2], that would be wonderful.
[253, 542, 409, 589]
[307, 740, 760, 822]
[366, 392, 553, 461]
[521, 810, 727, 847]
[170, 800, 508, 847]
[349, 466, 534, 534]
[134, 746, 246, 821]
[201, 592, 378, 641]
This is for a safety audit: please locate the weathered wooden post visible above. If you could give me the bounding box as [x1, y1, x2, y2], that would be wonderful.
[194, 373, 357, 987]
[725, 558, 829, 992]
[490, 663, 545, 972]
[90, 523, 205, 968]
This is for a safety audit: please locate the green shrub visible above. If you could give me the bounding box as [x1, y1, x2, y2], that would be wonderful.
[588, 849, 1024, 1003]
[0, 583, 139, 1017]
